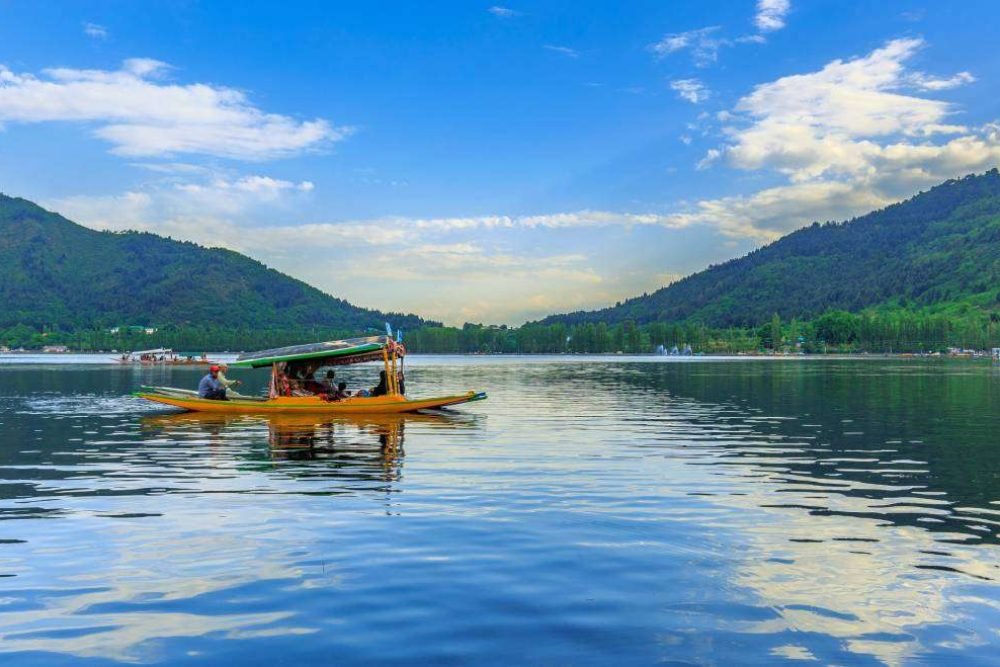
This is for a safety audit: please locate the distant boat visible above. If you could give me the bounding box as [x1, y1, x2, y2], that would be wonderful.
[114, 348, 214, 365]
[134, 335, 487, 414]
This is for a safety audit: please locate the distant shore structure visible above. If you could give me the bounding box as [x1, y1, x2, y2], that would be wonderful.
[115, 348, 215, 366]
[993, 348, 1000, 362]
[656, 344, 693, 356]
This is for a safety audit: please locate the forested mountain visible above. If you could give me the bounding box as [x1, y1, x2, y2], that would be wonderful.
[0, 194, 431, 334]
[542, 170, 1000, 328]
[5, 170, 1000, 354]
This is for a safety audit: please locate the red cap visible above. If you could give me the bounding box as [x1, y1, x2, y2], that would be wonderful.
[210, 365, 221, 372]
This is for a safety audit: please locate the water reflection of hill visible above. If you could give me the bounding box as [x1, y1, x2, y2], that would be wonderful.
[599, 361, 1000, 545]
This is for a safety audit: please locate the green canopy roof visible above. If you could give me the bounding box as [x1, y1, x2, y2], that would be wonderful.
[231, 335, 395, 368]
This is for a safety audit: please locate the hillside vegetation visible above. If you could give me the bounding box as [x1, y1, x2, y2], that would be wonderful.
[542, 170, 1000, 328]
[4, 171, 1000, 354]
[0, 194, 430, 348]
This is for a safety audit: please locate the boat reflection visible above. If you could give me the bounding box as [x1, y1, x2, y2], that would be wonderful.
[141, 410, 478, 469]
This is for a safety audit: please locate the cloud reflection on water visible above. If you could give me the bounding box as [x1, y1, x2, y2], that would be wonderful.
[0, 359, 998, 664]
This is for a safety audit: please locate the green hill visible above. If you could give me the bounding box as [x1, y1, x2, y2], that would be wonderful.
[542, 170, 1000, 328]
[0, 194, 432, 337]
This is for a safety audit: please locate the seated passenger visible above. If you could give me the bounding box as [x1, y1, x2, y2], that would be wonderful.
[198, 365, 228, 400]
[371, 370, 389, 397]
[275, 368, 292, 397]
[335, 381, 351, 399]
[305, 370, 335, 395]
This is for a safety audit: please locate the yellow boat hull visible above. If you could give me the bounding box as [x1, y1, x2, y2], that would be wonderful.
[135, 390, 485, 414]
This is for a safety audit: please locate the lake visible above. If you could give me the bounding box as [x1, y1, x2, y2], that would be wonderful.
[1, 355, 998, 665]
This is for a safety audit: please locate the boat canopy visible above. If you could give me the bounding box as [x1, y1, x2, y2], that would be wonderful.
[130, 348, 173, 356]
[231, 336, 404, 369]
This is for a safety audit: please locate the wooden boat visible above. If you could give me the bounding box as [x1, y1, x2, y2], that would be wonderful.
[134, 335, 487, 414]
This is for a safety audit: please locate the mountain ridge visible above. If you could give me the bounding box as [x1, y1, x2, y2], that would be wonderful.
[540, 170, 1000, 328]
[0, 193, 433, 333]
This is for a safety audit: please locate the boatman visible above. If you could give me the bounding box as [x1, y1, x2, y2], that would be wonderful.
[217, 364, 242, 393]
[198, 365, 228, 400]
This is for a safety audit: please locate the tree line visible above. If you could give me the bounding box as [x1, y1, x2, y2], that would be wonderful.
[4, 308, 999, 355]
[405, 309, 1000, 354]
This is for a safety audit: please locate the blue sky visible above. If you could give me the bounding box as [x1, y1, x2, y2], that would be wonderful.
[2, 1, 999, 324]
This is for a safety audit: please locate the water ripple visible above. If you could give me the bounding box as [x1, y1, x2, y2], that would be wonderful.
[0, 358, 998, 664]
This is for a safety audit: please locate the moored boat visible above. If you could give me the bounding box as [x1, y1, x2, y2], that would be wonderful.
[114, 348, 215, 365]
[134, 335, 487, 414]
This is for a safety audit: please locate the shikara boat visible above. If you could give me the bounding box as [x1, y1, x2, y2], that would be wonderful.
[134, 335, 487, 414]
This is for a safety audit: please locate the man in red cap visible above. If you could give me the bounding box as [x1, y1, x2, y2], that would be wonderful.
[198, 365, 228, 400]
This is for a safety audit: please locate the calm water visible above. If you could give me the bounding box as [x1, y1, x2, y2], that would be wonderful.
[1, 356, 998, 665]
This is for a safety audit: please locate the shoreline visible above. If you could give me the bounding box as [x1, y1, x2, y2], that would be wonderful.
[2, 351, 995, 363]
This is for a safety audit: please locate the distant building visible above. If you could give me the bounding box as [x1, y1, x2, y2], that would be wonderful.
[42, 345, 69, 353]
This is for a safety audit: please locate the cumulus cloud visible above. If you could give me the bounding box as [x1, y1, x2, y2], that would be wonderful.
[755, 0, 791, 32]
[723, 38, 975, 180]
[0, 59, 349, 160]
[670, 78, 710, 104]
[83, 22, 108, 39]
[684, 38, 997, 238]
[649, 27, 726, 68]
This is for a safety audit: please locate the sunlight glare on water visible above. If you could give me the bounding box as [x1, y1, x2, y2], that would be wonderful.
[0, 355, 998, 665]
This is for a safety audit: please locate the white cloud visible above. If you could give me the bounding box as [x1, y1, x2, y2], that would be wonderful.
[83, 22, 109, 39]
[130, 162, 213, 175]
[670, 78, 710, 104]
[723, 38, 972, 181]
[50, 173, 319, 238]
[175, 175, 315, 205]
[544, 45, 579, 58]
[755, 0, 791, 33]
[696, 148, 721, 170]
[46, 166, 720, 324]
[908, 70, 975, 91]
[664, 179, 889, 240]
[0, 59, 349, 160]
[488, 6, 520, 18]
[649, 27, 726, 67]
[49, 174, 696, 251]
[649, 20, 779, 67]
[48, 180, 640, 324]
[682, 38, 998, 238]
